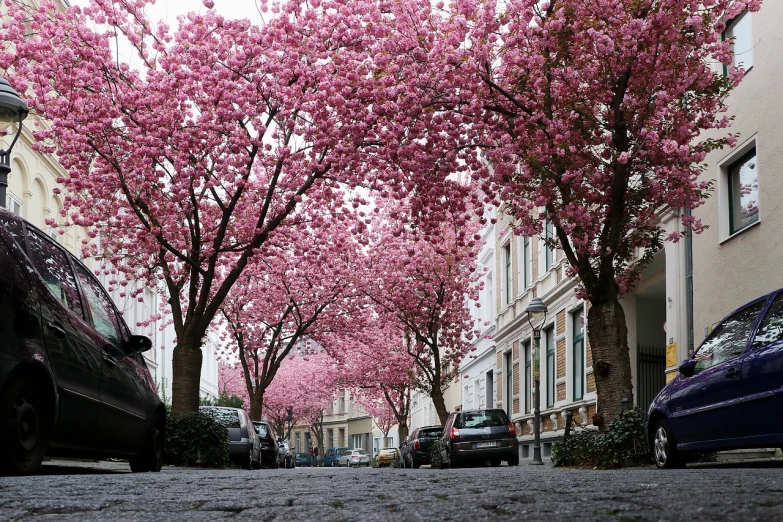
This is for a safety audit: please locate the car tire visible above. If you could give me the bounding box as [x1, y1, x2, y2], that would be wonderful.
[252, 452, 261, 470]
[653, 419, 685, 469]
[507, 453, 519, 466]
[242, 448, 253, 470]
[0, 376, 52, 476]
[412, 458, 420, 469]
[129, 412, 164, 473]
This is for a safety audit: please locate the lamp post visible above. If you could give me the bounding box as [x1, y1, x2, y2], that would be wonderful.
[0, 79, 29, 209]
[525, 296, 548, 465]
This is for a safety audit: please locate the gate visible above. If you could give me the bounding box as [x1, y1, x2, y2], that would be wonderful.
[637, 344, 666, 413]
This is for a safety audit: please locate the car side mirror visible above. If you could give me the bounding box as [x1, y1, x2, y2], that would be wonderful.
[125, 334, 152, 355]
[679, 359, 697, 377]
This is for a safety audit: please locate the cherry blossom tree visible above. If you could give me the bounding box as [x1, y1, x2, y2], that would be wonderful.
[0, 0, 476, 417]
[261, 353, 341, 456]
[337, 325, 415, 440]
[364, 202, 483, 425]
[457, 0, 762, 425]
[217, 216, 369, 421]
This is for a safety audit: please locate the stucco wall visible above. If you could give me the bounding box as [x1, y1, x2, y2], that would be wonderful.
[692, 3, 783, 343]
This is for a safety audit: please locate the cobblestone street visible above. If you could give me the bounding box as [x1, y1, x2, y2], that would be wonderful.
[2, 460, 783, 521]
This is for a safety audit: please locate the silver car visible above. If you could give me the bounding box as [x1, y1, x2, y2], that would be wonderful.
[339, 449, 371, 467]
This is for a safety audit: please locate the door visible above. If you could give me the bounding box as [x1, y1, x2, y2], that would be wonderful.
[486, 371, 494, 409]
[743, 292, 783, 439]
[24, 228, 102, 445]
[668, 299, 765, 444]
[75, 265, 148, 452]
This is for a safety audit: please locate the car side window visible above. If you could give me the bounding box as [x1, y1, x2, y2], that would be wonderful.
[25, 228, 84, 319]
[752, 294, 783, 350]
[694, 300, 765, 371]
[74, 265, 123, 345]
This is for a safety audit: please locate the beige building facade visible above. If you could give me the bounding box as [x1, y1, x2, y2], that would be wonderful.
[692, 2, 782, 342]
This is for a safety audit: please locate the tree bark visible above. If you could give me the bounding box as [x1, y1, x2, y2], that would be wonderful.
[431, 388, 449, 425]
[397, 422, 409, 443]
[171, 337, 204, 418]
[249, 392, 264, 421]
[586, 299, 634, 429]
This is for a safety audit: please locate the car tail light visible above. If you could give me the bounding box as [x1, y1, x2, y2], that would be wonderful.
[450, 427, 460, 441]
[413, 440, 420, 450]
[508, 422, 516, 436]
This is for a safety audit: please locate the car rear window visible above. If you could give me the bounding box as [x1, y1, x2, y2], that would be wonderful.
[254, 423, 269, 437]
[354, 449, 369, 455]
[419, 428, 442, 438]
[456, 410, 509, 429]
[201, 407, 240, 428]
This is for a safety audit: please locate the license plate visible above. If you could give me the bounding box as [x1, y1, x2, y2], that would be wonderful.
[475, 441, 496, 448]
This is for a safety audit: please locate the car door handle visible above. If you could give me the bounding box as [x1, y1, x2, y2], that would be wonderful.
[102, 346, 117, 368]
[46, 321, 67, 338]
[725, 367, 740, 379]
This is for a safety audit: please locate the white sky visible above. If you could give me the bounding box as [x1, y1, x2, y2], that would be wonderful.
[71, 0, 264, 27]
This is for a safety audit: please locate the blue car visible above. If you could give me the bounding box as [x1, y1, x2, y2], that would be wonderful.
[647, 288, 783, 468]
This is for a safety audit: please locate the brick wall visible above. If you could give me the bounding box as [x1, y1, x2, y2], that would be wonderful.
[512, 340, 519, 361]
[513, 363, 519, 395]
[513, 398, 520, 415]
[587, 371, 596, 393]
[557, 382, 566, 402]
[556, 338, 566, 380]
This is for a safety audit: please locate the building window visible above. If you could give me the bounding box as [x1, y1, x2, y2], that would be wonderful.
[723, 10, 753, 73]
[572, 308, 585, 401]
[545, 221, 554, 271]
[7, 194, 22, 216]
[503, 243, 512, 306]
[351, 434, 363, 449]
[505, 351, 512, 417]
[523, 340, 532, 414]
[522, 236, 530, 289]
[338, 396, 346, 413]
[728, 148, 758, 235]
[545, 326, 555, 408]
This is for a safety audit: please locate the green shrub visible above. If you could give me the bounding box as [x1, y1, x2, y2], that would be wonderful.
[552, 408, 652, 469]
[164, 412, 230, 468]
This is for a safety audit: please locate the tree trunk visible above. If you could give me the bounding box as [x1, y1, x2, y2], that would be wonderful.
[397, 421, 409, 443]
[171, 338, 204, 418]
[431, 388, 449, 425]
[249, 392, 264, 421]
[586, 299, 634, 430]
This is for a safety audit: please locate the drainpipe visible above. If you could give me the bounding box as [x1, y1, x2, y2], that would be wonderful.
[684, 208, 695, 356]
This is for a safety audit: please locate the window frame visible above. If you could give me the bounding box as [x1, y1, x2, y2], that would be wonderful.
[545, 221, 554, 271]
[721, 9, 753, 75]
[572, 308, 585, 402]
[727, 147, 759, 235]
[503, 242, 512, 306]
[545, 326, 555, 408]
[522, 236, 530, 289]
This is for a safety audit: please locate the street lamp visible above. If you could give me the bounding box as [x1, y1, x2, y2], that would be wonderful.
[0, 79, 29, 209]
[525, 296, 548, 465]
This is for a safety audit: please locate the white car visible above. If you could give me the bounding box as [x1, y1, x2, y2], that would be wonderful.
[339, 449, 371, 467]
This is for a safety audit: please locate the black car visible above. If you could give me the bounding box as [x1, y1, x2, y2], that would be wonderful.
[0, 208, 165, 475]
[436, 409, 519, 468]
[402, 425, 442, 468]
[253, 420, 283, 469]
[200, 406, 260, 469]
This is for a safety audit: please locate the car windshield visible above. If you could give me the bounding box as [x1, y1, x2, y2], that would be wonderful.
[297, 453, 309, 458]
[456, 410, 509, 429]
[200, 407, 240, 428]
[419, 428, 442, 438]
[253, 423, 269, 437]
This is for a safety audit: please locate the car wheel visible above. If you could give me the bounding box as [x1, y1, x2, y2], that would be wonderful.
[0, 376, 52, 476]
[507, 453, 519, 466]
[242, 448, 253, 470]
[412, 458, 420, 469]
[129, 412, 164, 473]
[653, 420, 685, 469]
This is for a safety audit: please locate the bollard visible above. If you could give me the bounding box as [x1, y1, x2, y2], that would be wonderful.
[564, 410, 573, 439]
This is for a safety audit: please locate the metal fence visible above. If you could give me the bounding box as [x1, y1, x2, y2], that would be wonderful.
[637, 344, 666, 413]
